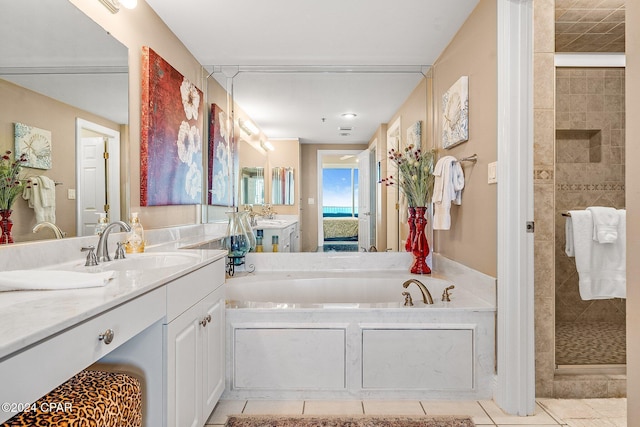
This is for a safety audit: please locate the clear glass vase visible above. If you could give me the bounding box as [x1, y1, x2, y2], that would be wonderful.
[238, 211, 256, 251]
[223, 211, 251, 265]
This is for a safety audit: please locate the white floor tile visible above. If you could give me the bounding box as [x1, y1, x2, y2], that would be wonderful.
[362, 400, 425, 415]
[479, 400, 559, 425]
[581, 398, 627, 418]
[537, 399, 602, 421]
[421, 400, 493, 425]
[206, 400, 247, 425]
[565, 419, 618, 427]
[243, 400, 304, 415]
[303, 400, 364, 415]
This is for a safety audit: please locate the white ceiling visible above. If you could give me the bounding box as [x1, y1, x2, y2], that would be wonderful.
[146, 0, 480, 144]
[0, 0, 129, 125]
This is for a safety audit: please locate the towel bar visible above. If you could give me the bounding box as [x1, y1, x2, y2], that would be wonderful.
[458, 154, 478, 163]
[562, 212, 571, 217]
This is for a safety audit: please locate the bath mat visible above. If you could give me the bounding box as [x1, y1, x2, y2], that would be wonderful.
[225, 415, 475, 427]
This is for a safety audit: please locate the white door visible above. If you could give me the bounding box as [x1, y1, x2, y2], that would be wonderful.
[357, 149, 371, 250]
[76, 119, 120, 237]
[78, 137, 106, 236]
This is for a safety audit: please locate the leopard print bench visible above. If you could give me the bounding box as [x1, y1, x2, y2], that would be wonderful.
[1, 369, 142, 426]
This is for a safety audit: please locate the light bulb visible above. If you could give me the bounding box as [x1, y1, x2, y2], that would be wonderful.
[119, 0, 137, 9]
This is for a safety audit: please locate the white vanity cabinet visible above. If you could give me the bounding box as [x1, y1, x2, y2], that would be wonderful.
[164, 259, 225, 427]
[257, 221, 299, 252]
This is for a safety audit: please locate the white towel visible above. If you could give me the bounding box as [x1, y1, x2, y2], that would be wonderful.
[433, 156, 465, 230]
[22, 176, 56, 223]
[586, 206, 619, 243]
[569, 209, 626, 300]
[0, 270, 115, 292]
[564, 216, 575, 257]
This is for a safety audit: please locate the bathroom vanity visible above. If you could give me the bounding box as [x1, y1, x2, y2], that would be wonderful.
[254, 217, 299, 252]
[0, 229, 227, 427]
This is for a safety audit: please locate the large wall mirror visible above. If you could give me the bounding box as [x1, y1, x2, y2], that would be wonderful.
[207, 67, 428, 252]
[0, 0, 128, 243]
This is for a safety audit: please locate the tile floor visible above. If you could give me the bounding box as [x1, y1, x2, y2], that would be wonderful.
[206, 398, 627, 426]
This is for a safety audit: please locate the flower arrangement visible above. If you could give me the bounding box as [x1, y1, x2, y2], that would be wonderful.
[0, 150, 28, 211]
[380, 143, 436, 207]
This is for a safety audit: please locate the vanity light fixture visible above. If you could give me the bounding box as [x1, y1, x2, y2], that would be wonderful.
[260, 140, 275, 151]
[239, 119, 259, 136]
[341, 112, 357, 119]
[98, 0, 137, 13]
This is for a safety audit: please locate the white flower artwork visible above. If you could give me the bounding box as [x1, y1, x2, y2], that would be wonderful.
[14, 123, 52, 169]
[442, 76, 469, 149]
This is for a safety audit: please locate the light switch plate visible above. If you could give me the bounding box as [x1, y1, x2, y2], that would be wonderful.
[308, 198, 315, 205]
[68, 189, 76, 200]
[488, 162, 497, 184]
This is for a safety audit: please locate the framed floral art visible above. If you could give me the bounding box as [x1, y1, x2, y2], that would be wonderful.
[442, 76, 469, 149]
[14, 122, 52, 170]
[140, 46, 203, 206]
[208, 104, 234, 206]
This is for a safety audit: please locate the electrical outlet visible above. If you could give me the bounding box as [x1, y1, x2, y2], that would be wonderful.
[488, 162, 497, 184]
[68, 189, 76, 200]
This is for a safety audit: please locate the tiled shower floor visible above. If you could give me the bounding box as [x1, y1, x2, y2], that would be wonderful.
[556, 322, 626, 365]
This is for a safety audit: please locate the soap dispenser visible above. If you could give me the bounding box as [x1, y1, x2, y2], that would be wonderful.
[94, 212, 108, 235]
[125, 212, 145, 253]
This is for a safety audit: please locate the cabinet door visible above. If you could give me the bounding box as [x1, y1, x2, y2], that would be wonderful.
[165, 306, 202, 427]
[201, 287, 225, 420]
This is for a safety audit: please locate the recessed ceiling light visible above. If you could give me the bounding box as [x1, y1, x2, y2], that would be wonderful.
[341, 113, 357, 119]
[340, 133, 351, 137]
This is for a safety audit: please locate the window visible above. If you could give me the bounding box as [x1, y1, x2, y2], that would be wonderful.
[322, 168, 358, 217]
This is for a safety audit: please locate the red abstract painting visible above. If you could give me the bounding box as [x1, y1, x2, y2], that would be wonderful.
[141, 46, 203, 206]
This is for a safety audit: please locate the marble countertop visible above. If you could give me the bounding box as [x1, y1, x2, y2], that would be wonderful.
[0, 239, 226, 360]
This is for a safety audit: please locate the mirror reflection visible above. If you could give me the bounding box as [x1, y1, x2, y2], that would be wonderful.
[0, 0, 128, 243]
[271, 167, 294, 206]
[241, 167, 265, 205]
[209, 68, 427, 253]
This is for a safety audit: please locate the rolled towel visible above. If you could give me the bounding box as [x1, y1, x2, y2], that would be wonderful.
[0, 270, 115, 292]
[586, 206, 619, 243]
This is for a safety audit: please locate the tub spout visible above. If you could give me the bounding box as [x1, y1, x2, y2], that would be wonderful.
[402, 279, 433, 304]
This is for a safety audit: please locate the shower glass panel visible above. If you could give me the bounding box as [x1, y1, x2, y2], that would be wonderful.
[554, 67, 626, 369]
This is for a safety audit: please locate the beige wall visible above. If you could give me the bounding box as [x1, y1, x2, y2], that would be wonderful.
[626, 0, 639, 421]
[300, 143, 368, 252]
[384, 78, 429, 249]
[430, 0, 497, 277]
[70, 0, 205, 230]
[0, 78, 120, 241]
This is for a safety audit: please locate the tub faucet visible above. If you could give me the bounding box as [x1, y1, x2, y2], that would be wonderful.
[96, 221, 132, 262]
[32, 221, 65, 239]
[402, 279, 434, 304]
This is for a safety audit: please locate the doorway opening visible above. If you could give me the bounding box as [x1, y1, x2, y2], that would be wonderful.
[75, 118, 121, 236]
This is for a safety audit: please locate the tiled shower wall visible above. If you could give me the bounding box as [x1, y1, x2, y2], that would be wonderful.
[555, 68, 626, 327]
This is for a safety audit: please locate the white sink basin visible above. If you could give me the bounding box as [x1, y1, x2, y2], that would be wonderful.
[67, 252, 202, 273]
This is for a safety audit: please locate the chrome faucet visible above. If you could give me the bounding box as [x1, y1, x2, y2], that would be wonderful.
[96, 221, 131, 262]
[32, 221, 65, 239]
[402, 279, 434, 304]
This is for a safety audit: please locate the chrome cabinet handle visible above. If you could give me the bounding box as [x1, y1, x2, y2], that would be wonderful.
[200, 314, 212, 327]
[98, 328, 114, 344]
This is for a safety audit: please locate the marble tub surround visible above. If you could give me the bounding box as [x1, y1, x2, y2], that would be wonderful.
[224, 254, 496, 400]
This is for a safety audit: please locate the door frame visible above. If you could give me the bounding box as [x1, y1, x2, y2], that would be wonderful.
[316, 149, 362, 248]
[75, 118, 121, 236]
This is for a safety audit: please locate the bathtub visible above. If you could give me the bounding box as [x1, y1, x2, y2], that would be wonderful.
[224, 269, 496, 400]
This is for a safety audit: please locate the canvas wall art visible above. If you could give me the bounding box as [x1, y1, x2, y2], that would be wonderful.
[140, 46, 203, 206]
[442, 76, 469, 149]
[208, 104, 234, 206]
[407, 121, 421, 148]
[14, 122, 52, 169]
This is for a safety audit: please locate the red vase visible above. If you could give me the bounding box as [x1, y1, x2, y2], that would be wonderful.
[405, 207, 416, 252]
[410, 206, 431, 274]
[0, 209, 14, 244]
